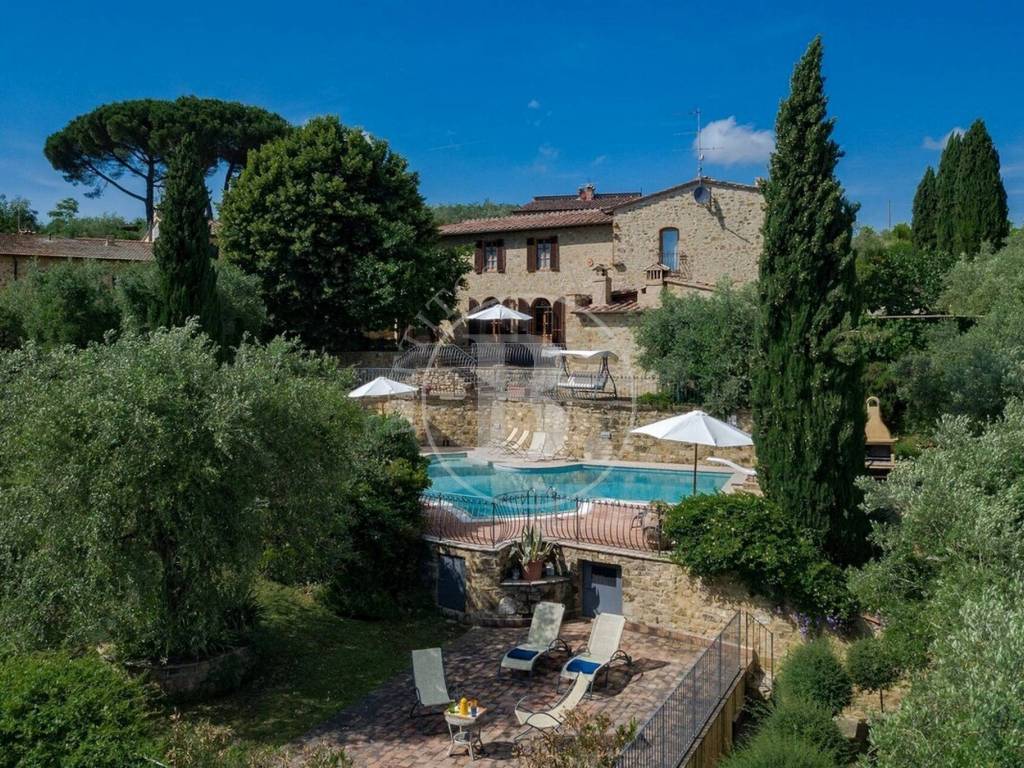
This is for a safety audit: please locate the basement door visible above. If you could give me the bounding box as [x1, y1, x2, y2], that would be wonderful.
[581, 561, 622, 617]
[437, 554, 467, 613]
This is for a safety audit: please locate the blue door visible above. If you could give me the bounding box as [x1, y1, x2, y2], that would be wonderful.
[437, 554, 467, 612]
[581, 561, 622, 617]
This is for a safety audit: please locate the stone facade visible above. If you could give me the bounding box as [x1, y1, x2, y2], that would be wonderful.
[613, 181, 763, 289]
[438, 179, 763, 372]
[0, 235, 154, 287]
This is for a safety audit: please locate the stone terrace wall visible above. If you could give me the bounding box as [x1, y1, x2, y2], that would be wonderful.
[381, 397, 756, 466]
[424, 538, 800, 657]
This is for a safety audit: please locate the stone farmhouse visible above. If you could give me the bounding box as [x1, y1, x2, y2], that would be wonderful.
[439, 177, 764, 371]
[0, 234, 153, 286]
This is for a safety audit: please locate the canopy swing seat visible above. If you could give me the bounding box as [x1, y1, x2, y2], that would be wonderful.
[544, 349, 618, 400]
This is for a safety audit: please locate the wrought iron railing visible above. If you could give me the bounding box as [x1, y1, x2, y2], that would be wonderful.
[421, 489, 668, 554]
[391, 341, 563, 369]
[615, 611, 772, 768]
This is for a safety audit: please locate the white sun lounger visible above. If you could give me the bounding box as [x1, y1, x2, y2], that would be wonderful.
[503, 430, 532, 456]
[523, 431, 550, 460]
[558, 612, 631, 694]
[513, 673, 591, 740]
[410, 647, 455, 718]
[499, 602, 571, 678]
[706, 457, 757, 476]
[490, 426, 521, 451]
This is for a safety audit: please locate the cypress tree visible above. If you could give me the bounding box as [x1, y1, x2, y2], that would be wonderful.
[911, 166, 938, 252]
[152, 134, 220, 338]
[952, 119, 1009, 254]
[752, 37, 866, 563]
[934, 132, 962, 253]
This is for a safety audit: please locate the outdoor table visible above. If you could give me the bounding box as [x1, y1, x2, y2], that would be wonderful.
[444, 707, 487, 760]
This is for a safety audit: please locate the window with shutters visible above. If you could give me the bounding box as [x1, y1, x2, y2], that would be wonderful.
[536, 239, 553, 270]
[484, 242, 500, 271]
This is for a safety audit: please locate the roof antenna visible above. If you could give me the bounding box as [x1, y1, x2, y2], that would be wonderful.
[692, 108, 717, 206]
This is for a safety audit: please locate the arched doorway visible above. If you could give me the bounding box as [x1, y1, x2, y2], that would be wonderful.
[530, 298, 564, 344]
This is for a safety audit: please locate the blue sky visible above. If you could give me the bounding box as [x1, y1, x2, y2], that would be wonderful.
[2, 0, 1022, 229]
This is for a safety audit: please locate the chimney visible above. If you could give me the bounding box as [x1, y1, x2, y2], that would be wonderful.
[578, 183, 596, 202]
[592, 267, 611, 305]
[104, 237, 114, 246]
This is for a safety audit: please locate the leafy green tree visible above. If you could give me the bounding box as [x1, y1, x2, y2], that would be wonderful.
[934, 132, 962, 253]
[635, 280, 757, 415]
[431, 200, 517, 225]
[42, 212, 146, 240]
[46, 197, 79, 235]
[0, 195, 39, 233]
[219, 116, 469, 352]
[44, 98, 289, 224]
[776, 638, 853, 716]
[845, 636, 899, 711]
[0, 262, 121, 348]
[152, 134, 220, 340]
[911, 166, 938, 252]
[751, 37, 866, 562]
[952, 119, 1010, 255]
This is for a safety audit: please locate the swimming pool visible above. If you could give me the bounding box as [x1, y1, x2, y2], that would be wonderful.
[426, 453, 730, 504]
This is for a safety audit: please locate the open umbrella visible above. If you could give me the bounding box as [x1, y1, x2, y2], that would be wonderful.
[630, 410, 753, 495]
[464, 304, 533, 322]
[349, 376, 418, 413]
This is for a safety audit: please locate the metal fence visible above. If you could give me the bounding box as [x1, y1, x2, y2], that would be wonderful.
[351, 366, 668, 402]
[421, 489, 667, 554]
[615, 611, 772, 768]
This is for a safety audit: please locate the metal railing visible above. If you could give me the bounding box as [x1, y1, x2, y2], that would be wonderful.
[392, 341, 564, 369]
[615, 612, 772, 768]
[351, 366, 668, 402]
[421, 489, 668, 554]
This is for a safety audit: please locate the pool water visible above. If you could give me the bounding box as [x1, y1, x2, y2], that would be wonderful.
[426, 453, 729, 503]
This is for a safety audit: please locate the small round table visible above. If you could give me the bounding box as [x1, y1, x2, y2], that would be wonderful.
[444, 707, 487, 760]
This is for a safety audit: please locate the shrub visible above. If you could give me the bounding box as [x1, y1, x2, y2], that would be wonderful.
[845, 637, 899, 711]
[0, 261, 121, 348]
[721, 731, 835, 768]
[515, 710, 635, 768]
[326, 414, 430, 619]
[759, 697, 849, 763]
[634, 280, 757, 416]
[0, 652, 152, 768]
[663, 494, 856, 621]
[775, 639, 852, 716]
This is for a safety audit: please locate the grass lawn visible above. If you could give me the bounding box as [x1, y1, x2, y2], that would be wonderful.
[170, 580, 463, 752]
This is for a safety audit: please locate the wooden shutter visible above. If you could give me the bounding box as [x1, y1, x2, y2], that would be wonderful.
[473, 241, 483, 274]
[497, 239, 506, 273]
[553, 299, 565, 344]
[526, 238, 537, 273]
[550, 237, 559, 272]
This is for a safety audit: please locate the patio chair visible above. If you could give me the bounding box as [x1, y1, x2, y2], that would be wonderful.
[513, 674, 590, 740]
[706, 456, 757, 477]
[503, 430, 532, 456]
[523, 432, 550, 460]
[489, 426, 521, 451]
[558, 612, 631, 694]
[499, 602, 571, 678]
[410, 647, 456, 718]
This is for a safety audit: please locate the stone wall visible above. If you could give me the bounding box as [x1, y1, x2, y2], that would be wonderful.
[380, 396, 757, 467]
[613, 181, 763, 287]
[424, 538, 801, 657]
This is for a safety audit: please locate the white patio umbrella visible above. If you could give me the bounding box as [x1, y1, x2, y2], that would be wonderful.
[630, 410, 753, 495]
[349, 376, 418, 413]
[464, 304, 533, 322]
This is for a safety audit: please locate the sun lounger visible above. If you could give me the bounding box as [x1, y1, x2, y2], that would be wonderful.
[410, 647, 456, 718]
[513, 673, 590, 740]
[558, 612, 631, 694]
[523, 432, 550, 460]
[489, 426, 521, 451]
[706, 456, 757, 476]
[499, 602, 571, 678]
[503, 430, 532, 456]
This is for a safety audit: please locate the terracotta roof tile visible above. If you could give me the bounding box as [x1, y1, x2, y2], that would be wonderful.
[515, 192, 641, 213]
[0, 234, 154, 263]
[610, 177, 761, 211]
[439, 209, 612, 236]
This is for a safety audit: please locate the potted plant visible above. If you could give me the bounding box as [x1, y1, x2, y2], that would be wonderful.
[512, 527, 554, 581]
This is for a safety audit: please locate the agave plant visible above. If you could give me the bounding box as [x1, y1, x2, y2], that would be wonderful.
[512, 526, 554, 565]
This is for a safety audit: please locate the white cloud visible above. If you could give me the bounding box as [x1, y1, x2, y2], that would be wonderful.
[591, 154, 607, 166]
[922, 126, 965, 151]
[693, 117, 774, 166]
[527, 99, 541, 110]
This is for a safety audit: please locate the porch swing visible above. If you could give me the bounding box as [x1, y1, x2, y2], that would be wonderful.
[543, 349, 619, 400]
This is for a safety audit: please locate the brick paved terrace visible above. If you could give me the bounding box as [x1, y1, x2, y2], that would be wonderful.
[298, 620, 706, 767]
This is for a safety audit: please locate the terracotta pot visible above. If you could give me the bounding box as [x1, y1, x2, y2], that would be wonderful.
[522, 560, 545, 581]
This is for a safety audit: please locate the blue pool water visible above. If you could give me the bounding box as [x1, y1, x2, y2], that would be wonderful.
[426, 453, 729, 504]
